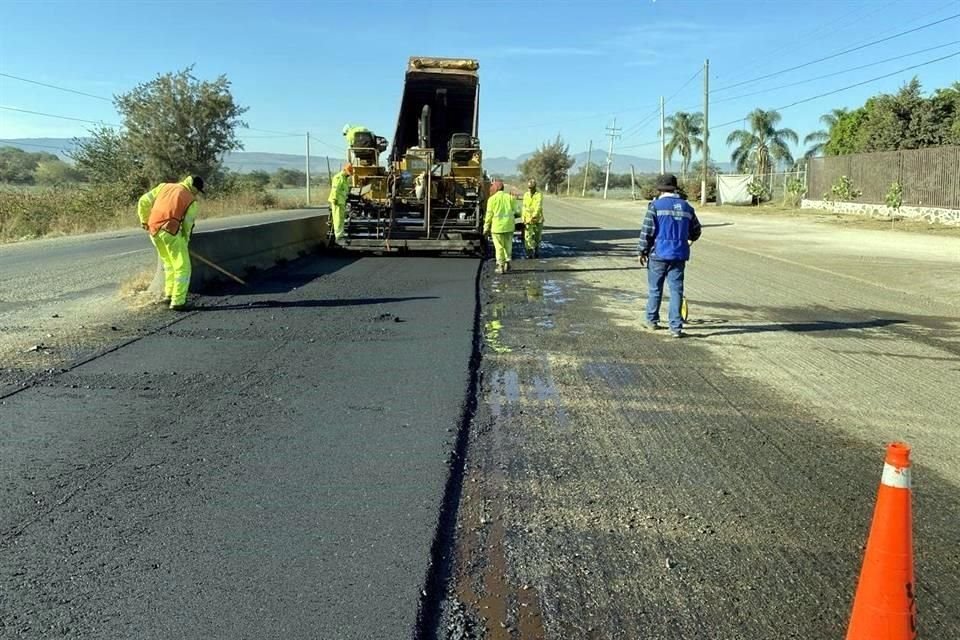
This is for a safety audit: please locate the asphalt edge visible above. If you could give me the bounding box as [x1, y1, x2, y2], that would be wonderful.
[0, 245, 345, 402]
[413, 258, 485, 640]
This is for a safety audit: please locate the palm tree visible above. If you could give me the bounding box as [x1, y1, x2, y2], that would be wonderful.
[726, 109, 798, 176]
[803, 108, 847, 158]
[663, 112, 704, 179]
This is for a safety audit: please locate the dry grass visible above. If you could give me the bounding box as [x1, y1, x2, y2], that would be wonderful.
[0, 185, 324, 245]
[119, 267, 164, 309]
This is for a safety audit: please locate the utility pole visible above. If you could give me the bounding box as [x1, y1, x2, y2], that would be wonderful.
[305, 132, 311, 206]
[566, 171, 571, 197]
[701, 59, 710, 206]
[659, 95, 666, 175]
[326, 156, 332, 184]
[603, 118, 621, 200]
[581, 139, 593, 197]
[630, 164, 637, 200]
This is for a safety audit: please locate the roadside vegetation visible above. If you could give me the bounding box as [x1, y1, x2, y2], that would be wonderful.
[0, 67, 328, 244]
[518, 78, 959, 212]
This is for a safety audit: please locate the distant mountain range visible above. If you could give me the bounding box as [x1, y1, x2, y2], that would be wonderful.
[0, 139, 340, 174]
[483, 151, 724, 176]
[1, 139, 730, 176]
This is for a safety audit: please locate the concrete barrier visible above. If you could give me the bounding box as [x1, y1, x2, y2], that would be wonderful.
[150, 213, 329, 294]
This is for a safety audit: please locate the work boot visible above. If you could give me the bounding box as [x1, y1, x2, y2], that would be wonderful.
[157, 297, 171, 306]
[643, 321, 661, 331]
[671, 329, 684, 338]
[170, 303, 192, 312]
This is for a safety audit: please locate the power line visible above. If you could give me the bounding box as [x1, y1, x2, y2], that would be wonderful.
[0, 105, 120, 127]
[0, 138, 73, 151]
[713, 13, 960, 93]
[620, 106, 660, 140]
[709, 50, 960, 134]
[244, 126, 300, 137]
[0, 105, 320, 144]
[689, 40, 960, 111]
[308, 134, 341, 152]
[237, 133, 302, 139]
[619, 138, 661, 151]
[0, 72, 112, 101]
[622, 68, 702, 140]
[725, 0, 899, 83]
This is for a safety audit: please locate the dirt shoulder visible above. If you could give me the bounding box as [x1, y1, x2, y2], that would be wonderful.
[443, 198, 960, 638]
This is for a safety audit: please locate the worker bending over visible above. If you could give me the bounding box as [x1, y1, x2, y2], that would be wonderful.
[137, 175, 204, 311]
[329, 163, 354, 243]
[522, 179, 544, 258]
[484, 180, 516, 274]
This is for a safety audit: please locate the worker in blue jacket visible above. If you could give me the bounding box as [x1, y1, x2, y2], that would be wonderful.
[637, 174, 702, 338]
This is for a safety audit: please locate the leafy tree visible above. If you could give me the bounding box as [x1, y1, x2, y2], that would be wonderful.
[859, 78, 925, 152]
[116, 66, 248, 183]
[824, 79, 960, 154]
[663, 111, 704, 179]
[244, 170, 271, 189]
[274, 168, 307, 187]
[726, 109, 798, 175]
[571, 161, 605, 191]
[0, 147, 59, 184]
[520, 135, 575, 194]
[71, 126, 149, 199]
[688, 159, 722, 179]
[824, 108, 867, 155]
[34, 159, 86, 186]
[803, 108, 846, 157]
[931, 82, 960, 144]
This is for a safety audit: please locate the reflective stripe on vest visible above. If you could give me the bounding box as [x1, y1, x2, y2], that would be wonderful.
[148, 184, 194, 236]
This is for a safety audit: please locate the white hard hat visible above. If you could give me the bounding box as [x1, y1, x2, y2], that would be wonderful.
[342, 124, 350, 135]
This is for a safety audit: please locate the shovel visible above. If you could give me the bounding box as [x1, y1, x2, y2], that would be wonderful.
[189, 250, 247, 286]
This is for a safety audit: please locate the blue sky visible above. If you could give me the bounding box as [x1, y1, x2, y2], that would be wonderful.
[1, 0, 958, 162]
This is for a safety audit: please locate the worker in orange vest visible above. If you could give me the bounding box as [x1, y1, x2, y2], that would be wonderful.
[137, 175, 204, 311]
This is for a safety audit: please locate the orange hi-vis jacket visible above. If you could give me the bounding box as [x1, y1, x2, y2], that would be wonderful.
[147, 183, 195, 236]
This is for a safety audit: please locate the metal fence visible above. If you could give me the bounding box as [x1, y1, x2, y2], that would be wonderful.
[807, 146, 960, 210]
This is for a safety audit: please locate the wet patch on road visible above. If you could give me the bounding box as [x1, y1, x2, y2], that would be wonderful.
[440, 246, 960, 638]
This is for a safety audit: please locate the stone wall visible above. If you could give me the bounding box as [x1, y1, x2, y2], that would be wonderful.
[800, 199, 960, 225]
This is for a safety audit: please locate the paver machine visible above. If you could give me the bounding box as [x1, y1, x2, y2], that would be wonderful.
[341, 57, 488, 254]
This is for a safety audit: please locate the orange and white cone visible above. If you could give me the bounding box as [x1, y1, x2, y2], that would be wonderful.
[846, 442, 917, 640]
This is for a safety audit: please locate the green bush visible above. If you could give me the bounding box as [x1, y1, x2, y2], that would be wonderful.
[884, 180, 903, 212]
[825, 175, 861, 202]
[783, 176, 806, 207]
[747, 178, 769, 205]
[679, 177, 716, 204]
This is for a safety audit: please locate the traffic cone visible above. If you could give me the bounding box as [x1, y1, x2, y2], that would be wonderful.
[846, 442, 917, 640]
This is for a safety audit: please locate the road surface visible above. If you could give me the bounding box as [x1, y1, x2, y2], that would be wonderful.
[0, 208, 325, 388]
[1, 252, 479, 638]
[3, 197, 959, 639]
[444, 198, 960, 639]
